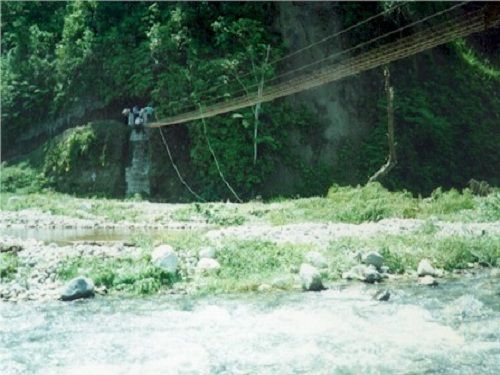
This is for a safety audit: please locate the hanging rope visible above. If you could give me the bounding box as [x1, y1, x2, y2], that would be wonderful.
[157, 125, 206, 202]
[198, 104, 243, 203]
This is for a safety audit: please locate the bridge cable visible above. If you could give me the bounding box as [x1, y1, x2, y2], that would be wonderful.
[149, 1, 477, 126]
[187, 1, 469, 112]
[172, 2, 406, 114]
[198, 104, 243, 203]
[157, 121, 206, 202]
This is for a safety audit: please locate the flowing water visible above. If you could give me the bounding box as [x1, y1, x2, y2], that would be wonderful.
[1, 273, 499, 374]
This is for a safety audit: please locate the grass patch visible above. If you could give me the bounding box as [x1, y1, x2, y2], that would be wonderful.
[0, 253, 19, 281]
[325, 233, 500, 276]
[267, 183, 498, 225]
[198, 240, 306, 293]
[0, 191, 141, 222]
[57, 254, 178, 295]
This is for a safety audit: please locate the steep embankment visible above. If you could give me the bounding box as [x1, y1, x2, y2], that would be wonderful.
[2, 2, 498, 199]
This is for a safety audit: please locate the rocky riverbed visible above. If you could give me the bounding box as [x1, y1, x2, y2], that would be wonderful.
[0, 196, 500, 301]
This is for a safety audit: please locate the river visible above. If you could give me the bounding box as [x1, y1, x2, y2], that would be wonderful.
[1, 272, 499, 374]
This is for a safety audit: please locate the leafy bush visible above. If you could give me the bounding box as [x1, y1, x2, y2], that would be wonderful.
[0, 162, 46, 193]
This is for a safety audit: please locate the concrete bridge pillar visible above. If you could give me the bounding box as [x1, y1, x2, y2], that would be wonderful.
[125, 130, 150, 197]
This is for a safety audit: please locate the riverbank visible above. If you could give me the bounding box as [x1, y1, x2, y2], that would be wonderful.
[1, 185, 499, 301]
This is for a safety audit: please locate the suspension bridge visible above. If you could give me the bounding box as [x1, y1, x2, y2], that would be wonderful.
[148, 3, 499, 128]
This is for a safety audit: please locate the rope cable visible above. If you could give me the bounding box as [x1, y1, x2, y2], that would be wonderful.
[178, 0, 469, 113]
[157, 123, 206, 202]
[198, 104, 243, 203]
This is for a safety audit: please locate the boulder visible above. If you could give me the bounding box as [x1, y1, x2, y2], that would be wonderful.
[342, 265, 382, 284]
[305, 251, 328, 269]
[417, 259, 438, 277]
[362, 251, 384, 269]
[60, 277, 95, 301]
[151, 245, 179, 274]
[196, 258, 220, 274]
[418, 275, 438, 286]
[199, 247, 216, 259]
[299, 263, 324, 291]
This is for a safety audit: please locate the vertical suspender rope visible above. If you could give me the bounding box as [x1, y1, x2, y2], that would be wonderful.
[198, 104, 243, 203]
[156, 123, 206, 202]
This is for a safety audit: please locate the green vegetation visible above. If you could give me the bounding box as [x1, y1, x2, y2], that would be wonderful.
[2, 2, 497, 199]
[1, 121, 128, 197]
[325, 234, 500, 278]
[0, 162, 47, 194]
[455, 39, 500, 79]
[0, 253, 19, 281]
[1, 184, 498, 226]
[200, 240, 306, 293]
[57, 254, 178, 295]
[267, 183, 499, 225]
[0, 191, 143, 223]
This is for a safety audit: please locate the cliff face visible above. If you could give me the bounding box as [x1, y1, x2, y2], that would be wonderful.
[263, 2, 381, 194]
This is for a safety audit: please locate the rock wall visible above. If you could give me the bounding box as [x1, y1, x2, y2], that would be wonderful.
[267, 2, 382, 192]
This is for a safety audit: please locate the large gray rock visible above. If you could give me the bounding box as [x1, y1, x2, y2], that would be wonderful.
[299, 263, 324, 291]
[60, 277, 95, 301]
[342, 265, 382, 284]
[305, 251, 328, 269]
[151, 245, 178, 274]
[417, 259, 438, 277]
[362, 251, 384, 269]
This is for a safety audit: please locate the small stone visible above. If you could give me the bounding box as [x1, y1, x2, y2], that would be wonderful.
[299, 263, 324, 291]
[199, 247, 216, 259]
[380, 266, 390, 274]
[417, 259, 438, 277]
[362, 251, 384, 269]
[151, 245, 179, 274]
[196, 258, 220, 274]
[305, 251, 328, 269]
[418, 275, 438, 286]
[60, 277, 95, 301]
[373, 289, 391, 301]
